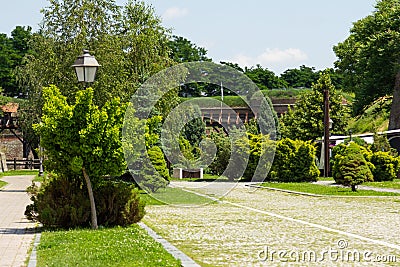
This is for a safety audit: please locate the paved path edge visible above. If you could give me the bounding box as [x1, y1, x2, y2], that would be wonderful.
[137, 222, 200, 267]
[27, 231, 41, 267]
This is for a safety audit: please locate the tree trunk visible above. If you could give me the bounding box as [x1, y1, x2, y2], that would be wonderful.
[351, 184, 357, 192]
[388, 72, 400, 130]
[82, 167, 98, 229]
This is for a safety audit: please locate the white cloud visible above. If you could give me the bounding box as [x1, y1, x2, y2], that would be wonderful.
[258, 48, 308, 64]
[162, 7, 189, 21]
[229, 48, 308, 73]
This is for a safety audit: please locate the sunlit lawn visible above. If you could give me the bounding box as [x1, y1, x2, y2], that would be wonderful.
[260, 182, 400, 196]
[363, 179, 400, 190]
[37, 225, 181, 267]
[142, 187, 213, 205]
[0, 169, 38, 178]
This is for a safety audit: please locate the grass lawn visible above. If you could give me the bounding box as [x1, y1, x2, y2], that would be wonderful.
[142, 187, 213, 205]
[260, 182, 400, 196]
[37, 224, 181, 267]
[0, 179, 6, 188]
[363, 179, 400, 189]
[0, 169, 38, 178]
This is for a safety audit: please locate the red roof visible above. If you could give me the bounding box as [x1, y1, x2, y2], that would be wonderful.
[1, 103, 19, 113]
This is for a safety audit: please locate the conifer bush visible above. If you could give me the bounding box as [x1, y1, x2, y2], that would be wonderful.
[25, 175, 146, 228]
[269, 138, 319, 182]
[332, 142, 373, 191]
[369, 151, 400, 182]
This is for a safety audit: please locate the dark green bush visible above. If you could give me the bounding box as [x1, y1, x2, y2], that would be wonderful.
[25, 175, 145, 228]
[269, 138, 319, 182]
[95, 180, 145, 227]
[332, 142, 373, 191]
[133, 146, 169, 193]
[25, 174, 90, 228]
[208, 132, 231, 176]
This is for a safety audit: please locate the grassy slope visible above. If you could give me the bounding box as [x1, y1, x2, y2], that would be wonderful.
[348, 96, 391, 134]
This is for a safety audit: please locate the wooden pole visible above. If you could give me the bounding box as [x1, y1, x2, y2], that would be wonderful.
[323, 88, 330, 177]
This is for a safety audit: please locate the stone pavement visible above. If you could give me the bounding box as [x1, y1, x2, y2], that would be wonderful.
[0, 176, 36, 267]
[144, 181, 400, 266]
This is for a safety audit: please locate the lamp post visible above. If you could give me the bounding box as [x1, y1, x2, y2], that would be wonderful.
[72, 49, 101, 85]
[323, 88, 331, 177]
[72, 49, 101, 229]
[38, 146, 44, 176]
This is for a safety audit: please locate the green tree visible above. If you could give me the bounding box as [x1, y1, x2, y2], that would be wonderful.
[244, 64, 287, 90]
[333, 0, 400, 123]
[34, 85, 127, 229]
[280, 72, 349, 141]
[280, 65, 319, 89]
[241, 133, 275, 182]
[16, 0, 178, 159]
[17, 0, 174, 107]
[0, 26, 32, 96]
[168, 35, 211, 63]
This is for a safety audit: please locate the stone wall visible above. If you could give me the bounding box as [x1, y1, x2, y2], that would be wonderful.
[0, 130, 24, 159]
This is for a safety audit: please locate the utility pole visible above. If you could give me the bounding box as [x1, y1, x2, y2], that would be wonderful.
[323, 87, 330, 177]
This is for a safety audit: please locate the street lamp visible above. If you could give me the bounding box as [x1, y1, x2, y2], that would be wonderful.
[72, 50, 101, 83]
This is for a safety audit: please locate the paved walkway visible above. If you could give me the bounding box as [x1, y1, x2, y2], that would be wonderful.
[0, 176, 36, 267]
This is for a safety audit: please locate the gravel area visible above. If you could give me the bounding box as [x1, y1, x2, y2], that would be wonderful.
[143, 181, 400, 266]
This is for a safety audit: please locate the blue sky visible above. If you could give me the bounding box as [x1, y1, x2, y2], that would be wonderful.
[1, 0, 377, 74]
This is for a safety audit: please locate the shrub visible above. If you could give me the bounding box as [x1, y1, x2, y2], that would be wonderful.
[131, 146, 169, 193]
[332, 142, 373, 191]
[147, 146, 170, 181]
[241, 133, 275, 182]
[369, 151, 400, 182]
[95, 180, 145, 227]
[332, 140, 400, 183]
[25, 175, 145, 228]
[208, 132, 231, 176]
[269, 138, 319, 182]
[25, 174, 90, 228]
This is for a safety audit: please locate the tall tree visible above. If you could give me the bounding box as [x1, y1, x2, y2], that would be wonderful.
[280, 72, 350, 141]
[280, 65, 319, 89]
[244, 64, 287, 90]
[333, 0, 400, 123]
[17, 0, 174, 107]
[168, 35, 211, 63]
[0, 26, 32, 96]
[16, 0, 179, 154]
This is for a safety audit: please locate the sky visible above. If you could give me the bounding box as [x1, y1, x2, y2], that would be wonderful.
[0, 0, 377, 74]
